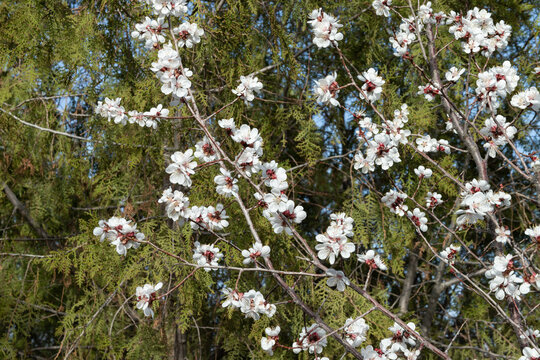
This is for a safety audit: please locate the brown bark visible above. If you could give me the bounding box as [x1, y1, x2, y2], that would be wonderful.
[398, 245, 420, 316]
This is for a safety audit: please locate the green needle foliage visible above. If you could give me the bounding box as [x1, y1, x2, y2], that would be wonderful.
[0, 0, 538, 359]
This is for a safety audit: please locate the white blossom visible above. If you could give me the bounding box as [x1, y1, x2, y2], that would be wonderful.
[232, 75, 263, 103]
[136, 282, 163, 318]
[242, 242, 271, 265]
[326, 268, 350, 292]
[192, 241, 223, 271]
[166, 149, 197, 187]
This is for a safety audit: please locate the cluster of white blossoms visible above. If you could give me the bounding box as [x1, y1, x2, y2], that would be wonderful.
[479, 115, 517, 158]
[151, 43, 193, 101]
[447, 7, 512, 56]
[407, 208, 429, 232]
[241, 242, 270, 265]
[358, 249, 388, 271]
[455, 179, 511, 227]
[485, 254, 530, 301]
[475, 61, 519, 110]
[260, 326, 281, 355]
[440, 244, 460, 265]
[520, 347, 540, 360]
[172, 22, 204, 48]
[326, 268, 350, 292]
[96, 98, 170, 128]
[131, 16, 168, 49]
[511, 87, 540, 111]
[93, 217, 144, 256]
[425, 191, 443, 208]
[380, 3, 511, 58]
[135, 282, 163, 317]
[232, 75, 263, 103]
[414, 165, 432, 179]
[315, 212, 355, 264]
[525, 225, 540, 244]
[293, 323, 328, 354]
[382, 189, 408, 217]
[343, 317, 369, 348]
[365, 322, 420, 360]
[192, 241, 223, 271]
[221, 288, 276, 320]
[417, 83, 440, 102]
[95, 97, 127, 125]
[313, 72, 340, 106]
[214, 168, 239, 198]
[145, 0, 188, 18]
[308, 8, 343, 48]
[358, 68, 385, 103]
[158, 187, 190, 223]
[415, 134, 451, 154]
[166, 149, 197, 187]
[352, 105, 414, 173]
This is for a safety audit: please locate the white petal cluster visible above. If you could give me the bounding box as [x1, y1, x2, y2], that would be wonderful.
[475, 61, 519, 110]
[313, 72, 340, 106]
[260, 326, 280, 355]
[414, 166, 432, 179]
[480, 115, 517, 158]
[520, 328, 540, 342]
[377, 322, 418, 359]
[326, 269, 350, 292]
[189, 204, 229, 231]
[151, 43, 192, 100]
[358, 250, 388, 271]
[456, 179, 511, 227]
[445, 67, 465, 82]
[519, 347, 540, 360]
[366, 134, 401, 170]
[131, 16, 168, 49]
[192, 241, 223, 271]
[222, 288, 276, 320]
[511, 87, 540, 111]
[358, 68, 385, 103]
[315, 213, 355, 264]
[93, 217, 144, 256]
[292, 323, 327, 354]
[407, 208, 428, 232]
[389, 16, 417, 57]
[417, 83, 440, 102]
[382, 190, 408, 217]
[447, 7, 512, 56]
[214, 168, 239, 198]
[241, 242, 270, 265]
[525, 225, 540, 243]
[96, 97, 127, 125]
[495, 226, 511, 244]
[308, 9, 343, 48]
[166, 149, 197, 187]
[353, 105, 411, 174]
[425, 192, 443, 208]
[136, 282, 163, 317]
[232, 75, 263, 103]
[146, 0, 188, 18]
[440, 244, 460, 264]
[372, 0, 392, 18]
[158, 187, 190, 223]
[173, 22, 204, 48]
[194, 136, 219, 162]
[485, 254, 530, 301]
[343, 317, 369, 347]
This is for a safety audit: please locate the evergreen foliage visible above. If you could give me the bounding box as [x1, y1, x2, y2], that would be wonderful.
[0, 0, 538, 359]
